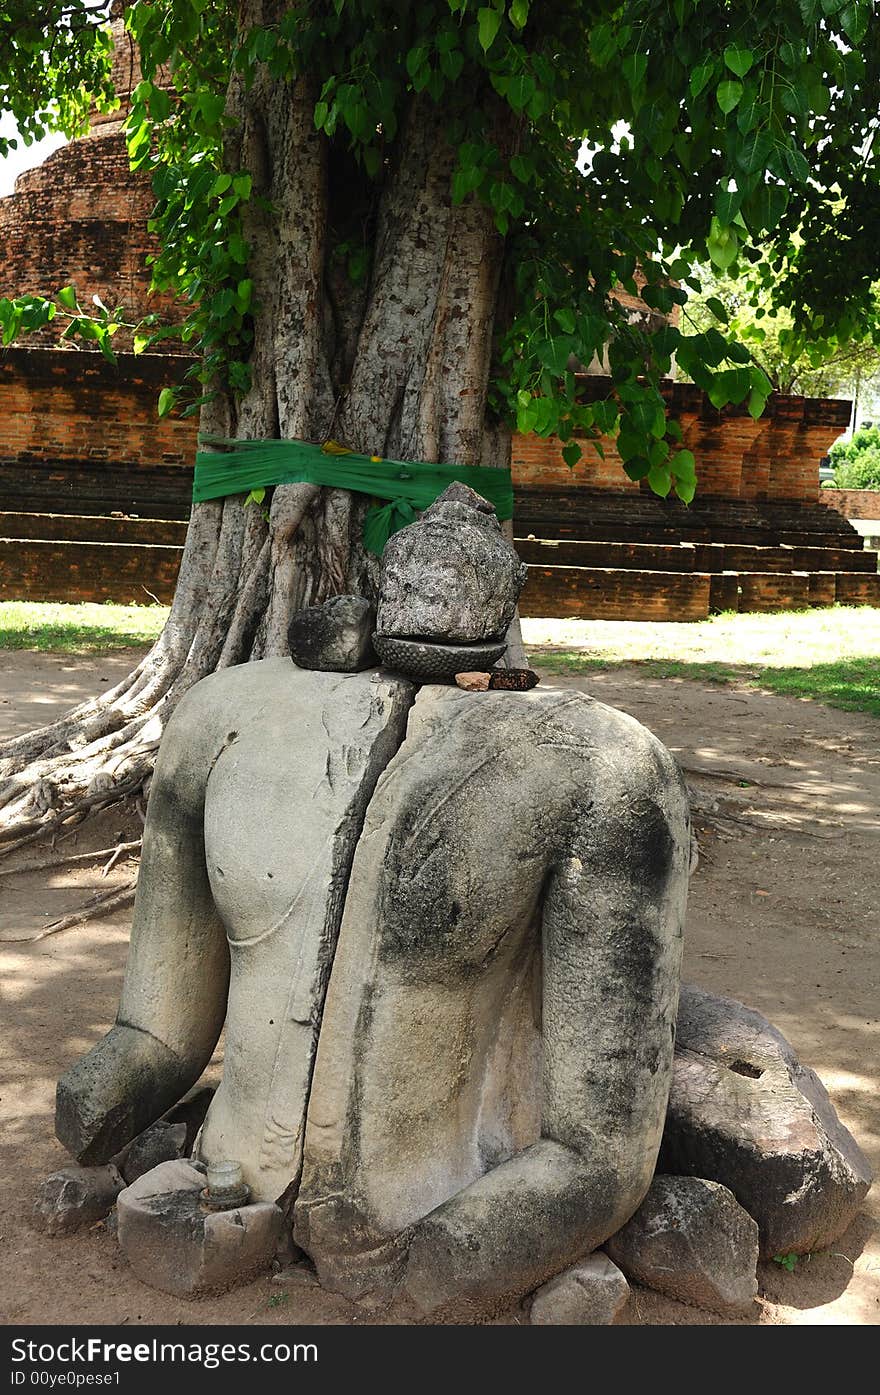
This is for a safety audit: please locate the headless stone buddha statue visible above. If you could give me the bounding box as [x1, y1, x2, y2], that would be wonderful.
[55, 485, 690, 1318]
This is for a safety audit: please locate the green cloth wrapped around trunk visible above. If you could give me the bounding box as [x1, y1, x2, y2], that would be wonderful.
[193, 437, 514, 554]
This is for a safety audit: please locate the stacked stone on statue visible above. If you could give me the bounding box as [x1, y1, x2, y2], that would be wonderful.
[373, 482, 527, 682]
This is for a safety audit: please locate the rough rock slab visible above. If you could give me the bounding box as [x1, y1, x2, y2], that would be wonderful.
[288, 595, 375, 672]
[662, 984, 873, 1257]
[605, 1175, 759, 1316]
[529, 1254, 629, 1325]
[163, 1086, 215, 1152]
[34, 1164, 125, 1236]
[120, 1121, 188, 1185]
[117, 1160, 283, 1296]
[376, 485, 527, 643]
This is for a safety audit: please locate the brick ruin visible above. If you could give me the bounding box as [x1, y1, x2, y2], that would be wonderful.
[0, 19, 877, 619]
[513, 379, 879, 620]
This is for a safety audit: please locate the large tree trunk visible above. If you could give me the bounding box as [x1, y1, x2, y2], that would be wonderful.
[0, 42, 524, 848]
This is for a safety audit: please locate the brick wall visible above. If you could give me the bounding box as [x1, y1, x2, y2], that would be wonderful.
[512, 380, 851, 504]
[0, 537, 181, 605]
[520, 566, 711, 622]
[0, 347, 197, 470]
[818, 489, 880, 521]
[737, 572, 811, 612]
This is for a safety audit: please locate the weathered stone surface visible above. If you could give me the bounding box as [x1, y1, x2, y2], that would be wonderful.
[605, 1175, 759, 1315]
[117, 1160, 283, 1296]
[57, 662, 414, 1203]
[376, 484, 528, 643]
[295, 683, 690, 1317]
[34, 1164, 124, 1236]
[120, 1121, 188, 1185]
[488, 668, 539, 691]
[455, 671, 491, 691]
[57, 639, 692, 1317]
[529, 1254, 630, 1325]
[662, 985, 873, 1257]
[373, 633, 507, 680]
[288, 595, 375, 673]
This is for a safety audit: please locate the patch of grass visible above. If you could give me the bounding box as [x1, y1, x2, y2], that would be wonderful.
[527, 607, 880, 719]
[758, 656, 880, 718]
[0, 601, 169, 652]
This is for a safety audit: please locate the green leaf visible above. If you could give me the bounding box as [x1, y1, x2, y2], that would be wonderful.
[707, 218, 739, 270]
[716, 80, 743, 114]
[157, 387, 177, 417]
[724, 47, 754, 78]
[507, 75, 536, 111]
[509, 154, 534, 183]
[621, 53, 648, 92]
[715, 185, 741, 224]
[705, 296, 729, 324]
[590, 22, 618, 68]
[689, 63, 714, 98]
[670, 448, 696, 481]
[509, 0, 530, 29]
[783, 145, 810, 183]
[535, 335, 577, 375]
[675, 476, 697, 504]
[196, 90, 226, 127]
[439, 48, 464, 82]
[233, 173, 252, 200]
[648, 465, 673, 497]
[743, 181, 789, 234]
[840, 2, 870, 43]
[406, 45, 429, 78]
[561, 441, 582, 468]
[477, 7, 502, 51]
[452, 164, 484, 203]
[736, 130, 775, 176]
[57, 286, 78, 311]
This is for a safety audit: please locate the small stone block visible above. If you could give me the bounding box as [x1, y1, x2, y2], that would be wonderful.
[120, 1121, 188, 1185]
[454, 671, 491, 691]
[530, 1254, 630, 1325]
[606, 1175, 759, 1316]
[34, 1164, 125, 1236]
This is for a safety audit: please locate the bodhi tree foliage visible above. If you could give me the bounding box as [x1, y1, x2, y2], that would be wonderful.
[1, 0, 879, 844]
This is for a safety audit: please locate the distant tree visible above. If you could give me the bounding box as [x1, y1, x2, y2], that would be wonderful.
[830, 426, 880, 490]
[684, 261, 880, 399]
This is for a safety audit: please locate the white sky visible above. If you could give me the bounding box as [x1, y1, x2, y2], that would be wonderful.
[0, 113, 67, 198]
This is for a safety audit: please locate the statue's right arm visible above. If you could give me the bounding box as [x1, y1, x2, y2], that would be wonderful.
[55, 684, 232, 1164]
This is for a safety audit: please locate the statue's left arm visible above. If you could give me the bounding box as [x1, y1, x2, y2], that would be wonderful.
[402, 735, 690, 1318]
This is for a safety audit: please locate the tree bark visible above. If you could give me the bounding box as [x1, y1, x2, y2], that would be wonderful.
[0, 62, 522, 844]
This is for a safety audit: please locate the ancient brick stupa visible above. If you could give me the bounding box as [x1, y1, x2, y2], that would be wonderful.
[0, 7, 176, 348]
[0, 9, 195, 604]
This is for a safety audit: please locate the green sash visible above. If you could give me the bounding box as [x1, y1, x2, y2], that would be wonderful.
[193, 437, 514, 554]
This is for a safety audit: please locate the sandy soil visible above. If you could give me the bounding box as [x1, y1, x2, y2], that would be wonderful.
[0, 649, 877, 1327]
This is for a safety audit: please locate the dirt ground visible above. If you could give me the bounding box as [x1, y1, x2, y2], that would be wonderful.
[0, 648, 878, 1327]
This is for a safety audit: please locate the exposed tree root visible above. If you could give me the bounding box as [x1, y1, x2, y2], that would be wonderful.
[0, 840, 141, 879]
[0, 881, 137, 944]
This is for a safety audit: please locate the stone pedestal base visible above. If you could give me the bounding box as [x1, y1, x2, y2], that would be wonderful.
[117, 1160, 283, 1296]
